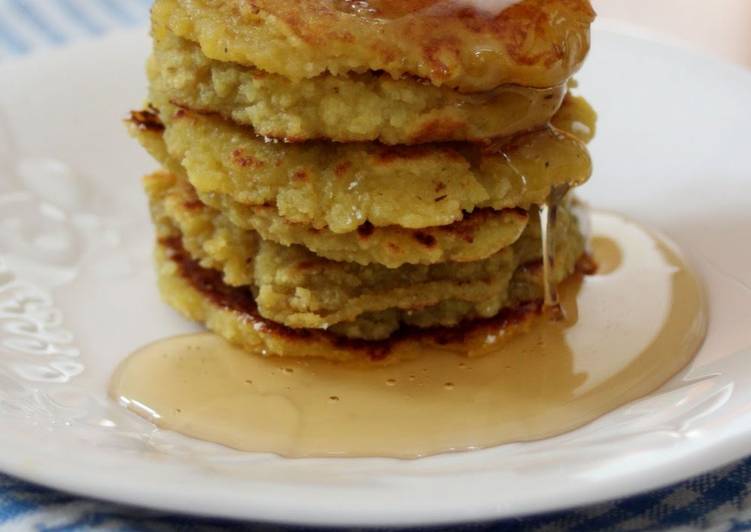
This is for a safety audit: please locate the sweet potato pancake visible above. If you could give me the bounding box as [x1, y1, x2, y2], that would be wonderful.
[151, 0, 595, 91]
[154, 239, 551, 362]
[132, 100, 593, 232]
[197, 192, 531, 268]
[148, 31, 567, 144]
[147, 170, 585, 340]
[151, 166, 531, 269]
[130, 0, 598, 357]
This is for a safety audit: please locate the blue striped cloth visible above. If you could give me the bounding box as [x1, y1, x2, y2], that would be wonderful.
[3, 460, 751, 531]
[0, 0, 149, 60]
[2, 2, 751, 530]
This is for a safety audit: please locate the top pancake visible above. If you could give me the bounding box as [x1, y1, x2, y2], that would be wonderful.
[152, 0, 595, 92]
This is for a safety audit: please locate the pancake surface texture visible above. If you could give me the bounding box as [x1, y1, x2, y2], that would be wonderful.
[131, 97, 593, 231]
[147, 31, 567, 144]
[146, 170, 585, 340]
[151, 0, 595, 91]
[153, 239, 548, 361]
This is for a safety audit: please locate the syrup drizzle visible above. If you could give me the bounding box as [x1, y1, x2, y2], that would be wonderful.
[539, 184, 570, 318]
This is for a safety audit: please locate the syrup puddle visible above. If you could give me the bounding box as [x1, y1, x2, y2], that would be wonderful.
[110, 211, 707, 458]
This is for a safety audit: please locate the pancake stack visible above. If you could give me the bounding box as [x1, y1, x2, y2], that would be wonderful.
[129, 0, 597, 360]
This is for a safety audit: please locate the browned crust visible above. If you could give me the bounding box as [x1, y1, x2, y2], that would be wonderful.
[128, 108, 164, 133]
[161, 235, 547, 360]
[240, 0, 595, 89]
[435, 207, 527, 242]
[348, 207, 528, 248]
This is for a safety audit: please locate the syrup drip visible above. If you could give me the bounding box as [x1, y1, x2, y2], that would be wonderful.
[539, 184, 570, 317]
[110, 212, 707, 459]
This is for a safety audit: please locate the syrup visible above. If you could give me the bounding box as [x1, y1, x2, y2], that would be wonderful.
[539, 184, 569, 315]
[110, 212, 707, 458]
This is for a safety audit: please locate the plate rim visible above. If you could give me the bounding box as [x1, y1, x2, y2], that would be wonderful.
[2, 420, 751, 527]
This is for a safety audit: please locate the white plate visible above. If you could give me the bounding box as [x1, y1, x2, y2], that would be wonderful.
[0, 25, 750, 528]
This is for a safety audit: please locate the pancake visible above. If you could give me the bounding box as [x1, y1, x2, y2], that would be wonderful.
[151, 0, 595, 91]
[154, 230, 586, 353]
[146, 170, 586, 340]
[135, 125, 531, 267]
[154, 237, 546, 362]
[198, 196, 529, 267]
[131, 100, 593, 232]
[149, 167, 531, 271]
[148, 31, 567, 144]
[154, 226, 586, 358]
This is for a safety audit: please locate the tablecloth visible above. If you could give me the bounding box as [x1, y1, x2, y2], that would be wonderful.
[2, 461, 751, 531]
[1, 1, 751, 530]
